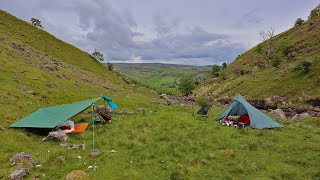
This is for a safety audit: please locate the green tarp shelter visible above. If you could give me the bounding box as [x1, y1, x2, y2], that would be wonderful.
[10, 96, 117, 129]
[219, 94, 282, 129]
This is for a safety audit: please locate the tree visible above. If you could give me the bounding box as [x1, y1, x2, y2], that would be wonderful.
[222, 62, 227, 69]
[178, 76, 195, 96]
[259, 27, 275, 59]
[309, 4, 320, 19]
[211, 64, 220, 77]
[107, 62, 114, 71]
[294, 18, 305, 27]
[91, 49, 104, 61]
[30, 18, 43, 28]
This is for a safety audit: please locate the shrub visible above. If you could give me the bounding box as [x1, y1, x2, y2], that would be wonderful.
[211, 64, 220, 77]
[30, 18, 43, 28]
[222, 62, 227, 69]
[91, 49, 104, 62]
[255, 44, 263, 54]
[220, 71, 227, 80]
[272, 56, 282, 68]
[107, 62, 114, 71]
[178, 76, 195, 96]
[309, 4, 320, 19]
[300, 59, 312, 73]
[292, 59, 312, 73]
[294, 18, 304, 27]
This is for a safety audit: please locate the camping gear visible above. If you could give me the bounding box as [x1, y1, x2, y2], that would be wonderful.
[67, 123, 89, 134]
[56, 120, 75, 133]
[219, 94, 282, 129]
[10, 96, 117, 129]
[10, 96, 118, 151]
[197, 105, 212, 115]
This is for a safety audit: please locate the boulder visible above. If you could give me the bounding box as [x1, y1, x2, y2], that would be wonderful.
[291, 112, 310, 121]
[42, 131, 69, 142]
[271, 96, 288, 106]
[248, 99, 266, 109]
[269, 109, 287, 120]
[65, 170, 87, 180]
[8, 168, 29, 180]
[9, 152, 36, 166]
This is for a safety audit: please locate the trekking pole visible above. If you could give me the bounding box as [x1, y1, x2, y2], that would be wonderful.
[91, 103, 95, 151]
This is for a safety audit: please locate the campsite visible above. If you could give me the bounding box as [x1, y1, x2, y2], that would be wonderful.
[1, 2, 320, 180]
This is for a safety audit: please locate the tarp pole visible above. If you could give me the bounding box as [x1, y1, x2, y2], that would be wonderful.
[91, 103, 95, 151]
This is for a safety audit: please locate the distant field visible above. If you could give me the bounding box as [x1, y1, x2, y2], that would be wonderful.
[112, 63, 211, 95]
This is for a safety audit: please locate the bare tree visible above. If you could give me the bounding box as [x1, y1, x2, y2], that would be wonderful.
[259, 27, 275, 59]
[259, 27, 275, 41]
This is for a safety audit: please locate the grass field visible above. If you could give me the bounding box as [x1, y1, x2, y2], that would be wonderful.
[1, 104, 320, 179]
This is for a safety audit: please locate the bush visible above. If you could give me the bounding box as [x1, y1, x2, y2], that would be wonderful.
[292, 59, 312, 73]
[272, 56, 282, 68]
[294, 18, 304, 27]
[300, 59, 312, 73]
[211, 64, 220, 77]
[255, 44, 263, 54]
[107, 62, 114, 71]
[309, 5, 320, 19]
[178, 76, 195, 96]
[222, 62, 227, 69]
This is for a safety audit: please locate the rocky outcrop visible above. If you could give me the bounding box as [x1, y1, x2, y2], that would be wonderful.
[9, 152, 36, 166]
[269, 109, 287, 120]
[8, 168, 29, 180]
[292, 112, 310, 121]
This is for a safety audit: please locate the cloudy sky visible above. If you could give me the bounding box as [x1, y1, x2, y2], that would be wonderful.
[0, 0, 318, 65]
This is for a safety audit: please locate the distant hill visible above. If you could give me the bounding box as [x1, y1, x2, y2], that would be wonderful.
[111, 63, 211, 94]
[195, 15, 320, 104]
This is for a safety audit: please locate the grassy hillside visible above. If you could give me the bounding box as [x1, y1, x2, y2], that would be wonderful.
[113, 63, 210, 95]
[195, 16, 320, 103]
[0, 10, 319, 179]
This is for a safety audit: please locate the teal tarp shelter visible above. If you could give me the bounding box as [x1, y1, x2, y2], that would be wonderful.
[219, 94, 282, 129]
[10, 96, 117, 128]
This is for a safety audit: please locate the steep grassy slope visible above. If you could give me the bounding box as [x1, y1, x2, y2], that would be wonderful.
[195, 16, 320, 103]
[113, 63, 210, 95]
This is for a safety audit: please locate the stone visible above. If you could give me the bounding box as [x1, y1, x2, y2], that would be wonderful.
[0, 126, 5, 131]
[89, 150, 101, 157]
[21, 86, 27, 91]
[44, 83, 57, 88]
[9, 152, 36, 166]
[26, 90, 35, 95]
[314, 107, 320, 112]
[269, 109, 287, 120]
[316, 112, 320, 117]
[42, 131, 69, 142]
[57, 156, 66, 161]
[8, 168, 29, 180]
[67, 144, 85, 150]
[271, 96, 288, 106]
[292, 112, 310, 121]
[65, 170, 87, 180]
[133, 108, 145, 114]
